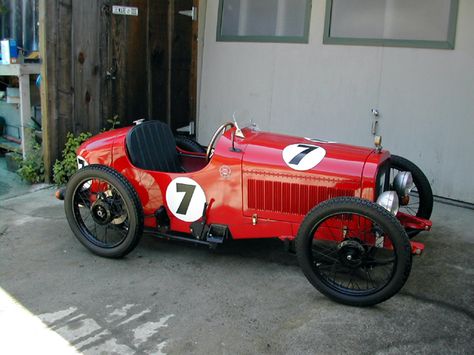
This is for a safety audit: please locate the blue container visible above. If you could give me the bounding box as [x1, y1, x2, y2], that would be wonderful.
[1, 38, 18, 64]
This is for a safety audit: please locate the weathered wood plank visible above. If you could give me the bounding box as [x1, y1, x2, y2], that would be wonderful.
[147, 0, 169, 123]
[39, 0, 73, 181]
[18, 74, 33, 158]
[0, 136, 21, 153]
[100, 1, 112, 126]
[171, 0, 193, 131]
[39, 0, 58, 182]
[72, 0, 102, 134]
[190, 0, 199, 129]
[0, 64, 41, 76]
[101, 0, 148, 127]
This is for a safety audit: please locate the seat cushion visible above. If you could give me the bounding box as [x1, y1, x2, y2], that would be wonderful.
[126, 120, 182, 173]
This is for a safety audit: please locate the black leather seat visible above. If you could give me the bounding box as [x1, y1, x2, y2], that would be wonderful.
[126, 120, 183, 172]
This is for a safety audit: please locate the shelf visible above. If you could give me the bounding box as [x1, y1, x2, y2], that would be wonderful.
[0, 136, 21, 153]
[0, 64, 41, 76]
[0, 63, 41, 159]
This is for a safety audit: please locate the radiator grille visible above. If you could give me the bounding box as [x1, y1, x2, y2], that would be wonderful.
[247, 179, 355, 216]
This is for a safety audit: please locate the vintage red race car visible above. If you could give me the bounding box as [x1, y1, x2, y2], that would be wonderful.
[61, 120, 433, 306]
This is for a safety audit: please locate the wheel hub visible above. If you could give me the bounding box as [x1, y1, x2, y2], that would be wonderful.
[337, 239, 366, 267]
[91, 199, 114, 225]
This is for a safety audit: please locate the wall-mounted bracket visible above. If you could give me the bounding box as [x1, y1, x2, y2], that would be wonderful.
[178, 6, 198, 21]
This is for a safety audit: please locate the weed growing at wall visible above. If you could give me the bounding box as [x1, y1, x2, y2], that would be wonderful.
[16, 134, 45, 184]
[53, 132, 92, 186]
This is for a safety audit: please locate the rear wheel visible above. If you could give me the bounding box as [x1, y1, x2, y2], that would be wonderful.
[296, 197, 412, 307]
[390, 155, 433, 237]
[64, 165, 143, 258]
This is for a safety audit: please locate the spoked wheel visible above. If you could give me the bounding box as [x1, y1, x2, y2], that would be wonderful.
[64, 165, 144, 258]
[390, 155, 433, 237]
[296, 197, 412, 307]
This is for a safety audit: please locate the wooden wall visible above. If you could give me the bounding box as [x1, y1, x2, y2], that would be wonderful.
[40, 0, 74, 180]
[39, 0, 177, 181]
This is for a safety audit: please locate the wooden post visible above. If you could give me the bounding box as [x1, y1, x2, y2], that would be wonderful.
[18, 74, 32, 159]
[39, 0, 73, 182]
[39, 0, 54, 182]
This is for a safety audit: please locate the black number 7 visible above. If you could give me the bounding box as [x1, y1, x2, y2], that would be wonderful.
[289, 145, 318, 165]
[176, 183, 196, 215]
[77, 158, 86, 169]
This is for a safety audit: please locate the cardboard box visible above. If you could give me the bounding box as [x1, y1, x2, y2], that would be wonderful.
[1, 39, 18, 64]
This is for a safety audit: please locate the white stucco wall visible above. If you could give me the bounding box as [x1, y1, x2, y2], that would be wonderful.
[197, 0, 474, 203]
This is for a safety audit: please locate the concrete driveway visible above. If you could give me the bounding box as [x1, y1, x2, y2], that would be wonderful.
[0, 187, 473, 354]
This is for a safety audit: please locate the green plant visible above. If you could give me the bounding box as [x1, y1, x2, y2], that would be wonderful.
[106, 115, 121, 130]
[17, 138, 45, 184]
[53, 132, 92, 185]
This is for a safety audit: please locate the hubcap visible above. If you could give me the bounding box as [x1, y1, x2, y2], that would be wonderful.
[337, 239, 366, 268]
[91, 199, 114, 225]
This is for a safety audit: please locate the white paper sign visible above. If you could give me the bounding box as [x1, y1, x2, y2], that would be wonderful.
[112, 6, 139, 16]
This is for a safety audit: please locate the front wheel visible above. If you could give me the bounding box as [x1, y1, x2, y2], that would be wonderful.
[64, 165, 144, 258]
[390, 155, 433, 237]
[296, 197, 412, 307]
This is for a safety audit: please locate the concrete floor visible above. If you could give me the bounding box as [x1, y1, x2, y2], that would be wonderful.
[0, 156, 31, 199]
[0, 187, 473, 354]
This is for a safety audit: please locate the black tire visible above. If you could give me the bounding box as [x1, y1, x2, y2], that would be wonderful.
[390, 155, 433, 237]
[296, 197, 412, 307]
[64, 165, 144, 258]
[175, 135, 206, 153]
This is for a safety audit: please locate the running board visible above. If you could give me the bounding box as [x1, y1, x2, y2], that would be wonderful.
[143, 228, 211, 246]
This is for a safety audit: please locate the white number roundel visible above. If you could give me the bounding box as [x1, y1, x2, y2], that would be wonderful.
[282, 144, 326, 171]
[166, 177, 206, 222]
[77, 156, 89, 169]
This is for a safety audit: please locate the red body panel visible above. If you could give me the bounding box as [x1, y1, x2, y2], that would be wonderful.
[76, 126, 391, 240]
[240, 130, 382, 222]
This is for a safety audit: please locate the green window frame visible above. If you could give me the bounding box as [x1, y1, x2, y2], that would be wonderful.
[323, 0, 459, 49]
[217, 0, 312, 43]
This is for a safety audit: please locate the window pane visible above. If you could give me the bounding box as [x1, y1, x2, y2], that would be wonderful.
[384, 0, 451, 41]
[219, 0, 309, 40]
[245, 0, 279, 36]
[275, 0, 307, 37]
[220, 0, 241, 36]
[331, 0, 386, 39]
[330, 0, 453, 41]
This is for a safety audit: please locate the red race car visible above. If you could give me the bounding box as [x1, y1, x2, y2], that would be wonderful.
[62, 120, 433, 306]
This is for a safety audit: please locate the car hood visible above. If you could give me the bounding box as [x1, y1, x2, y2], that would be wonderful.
[238, 130, 375, 219]
[241, 130, 374, 180]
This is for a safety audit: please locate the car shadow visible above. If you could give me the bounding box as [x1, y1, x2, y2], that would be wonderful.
[138, 234, 299, 267]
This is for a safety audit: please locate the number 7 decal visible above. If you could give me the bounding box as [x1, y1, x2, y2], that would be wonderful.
[288, 144, 318, 165]
[282, 143, 326, 171]
[176, 183, 196, 215]
[166, 177, 207, 222]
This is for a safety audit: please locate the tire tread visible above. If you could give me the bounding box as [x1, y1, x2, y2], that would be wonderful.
[296, 196, 412, 307]
[64, 165, 144, 258]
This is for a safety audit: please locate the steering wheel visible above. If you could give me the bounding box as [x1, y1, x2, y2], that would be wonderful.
[206, 122, 235, 161]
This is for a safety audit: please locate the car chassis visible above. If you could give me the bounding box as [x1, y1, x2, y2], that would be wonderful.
[61, 120, 433, 306]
